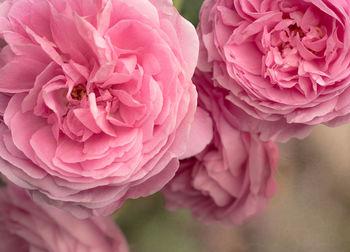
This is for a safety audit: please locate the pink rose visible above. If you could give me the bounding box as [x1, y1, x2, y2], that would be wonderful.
[0, 182, 129, 252]
[198, 0, 350, 142]
[0, 0, 201, 217]
[163, 72, 279, 225]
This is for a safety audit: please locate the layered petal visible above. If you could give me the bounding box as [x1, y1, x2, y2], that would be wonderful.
[163, 72, 279, 225]
[0, 182, 129, 252]
[197, 0, 350, 142]
[0, 0, 200, 217]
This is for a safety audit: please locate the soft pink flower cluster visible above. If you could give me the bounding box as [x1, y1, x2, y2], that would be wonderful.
[2, 0, 350, 248]
[197, 0, 350, 142]
[0, 181, 129, 252]
[0, 0, 205, 218]
[163, 72, 279, 224]
[163, 0, 350, 224]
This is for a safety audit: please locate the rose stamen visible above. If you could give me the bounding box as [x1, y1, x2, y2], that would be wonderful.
[288, 24, 305, 38]
[315, 27, 323, 37]
[278, 42, 288, 52]
[71, 84, 87, 101]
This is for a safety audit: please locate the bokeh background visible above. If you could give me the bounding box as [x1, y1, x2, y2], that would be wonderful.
[117, 123, 350, 252]
[114, 1, 350, 251]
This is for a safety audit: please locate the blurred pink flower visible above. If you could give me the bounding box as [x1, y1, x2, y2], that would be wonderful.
[198, 0, 350, 142]
[0, 0, 203, 218]
[163, 72, 279, 225]
[0, 182, 129, 252]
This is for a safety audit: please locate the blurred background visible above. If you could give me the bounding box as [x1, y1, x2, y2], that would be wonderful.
[117, 121, 350, 252]
[115, 1, 350, 251]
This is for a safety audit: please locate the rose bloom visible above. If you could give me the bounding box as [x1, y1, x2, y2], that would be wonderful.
[163, 72, 279, 225]
[0, 0, 200, 217]
[0, 182, 129, 252]
[198, 0, 350, 142]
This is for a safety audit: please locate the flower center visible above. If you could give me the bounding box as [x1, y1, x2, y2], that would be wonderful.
[288, 23, 305, 38]
[71, 84, 86, 101]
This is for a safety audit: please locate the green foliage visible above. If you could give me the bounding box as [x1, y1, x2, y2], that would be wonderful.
[173, 0, 184, 10]
[174, 0, 204, 27]
[115, 193, 208, 252]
